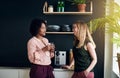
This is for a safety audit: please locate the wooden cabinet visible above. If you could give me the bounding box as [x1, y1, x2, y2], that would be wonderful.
[0, 68, 74, 78]
[0, 68, 30, 78]
[0, 69, 18, 78]
[18, 69, 30, 78]
[54, 71, 73, 78]
[54, 69, 74, 78]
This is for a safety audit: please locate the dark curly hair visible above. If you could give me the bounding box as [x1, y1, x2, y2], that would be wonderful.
[29, 18, 47, 36]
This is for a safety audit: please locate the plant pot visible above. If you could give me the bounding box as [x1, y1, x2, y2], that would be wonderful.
[77, 4, 86, 12]
[117, 53, 120, 73]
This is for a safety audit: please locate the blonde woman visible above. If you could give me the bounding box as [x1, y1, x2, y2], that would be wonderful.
[63, 21, 97, 78]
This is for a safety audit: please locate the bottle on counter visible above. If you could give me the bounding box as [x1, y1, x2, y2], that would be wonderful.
[61, 1, 64, 12]
[57, 1, 61, 12]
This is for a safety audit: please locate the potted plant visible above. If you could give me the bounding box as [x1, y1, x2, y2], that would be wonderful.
[89, 2, 120, 46]
[67, 0, 87, 12]
[88, 1, 120, 73]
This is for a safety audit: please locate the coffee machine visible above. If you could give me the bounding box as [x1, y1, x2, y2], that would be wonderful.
[54, 51, 66, 66]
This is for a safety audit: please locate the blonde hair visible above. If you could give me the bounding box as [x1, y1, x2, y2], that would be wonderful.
[73, 21, 96, 48]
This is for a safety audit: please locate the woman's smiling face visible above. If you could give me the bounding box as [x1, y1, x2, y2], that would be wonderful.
[38, 23, 46, 36]
[72, 24, 78, 36]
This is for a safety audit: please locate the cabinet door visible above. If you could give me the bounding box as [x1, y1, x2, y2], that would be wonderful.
[19, 69, 30, 78]
[54, 71, 73, 78]
[0, 69, 18, 78]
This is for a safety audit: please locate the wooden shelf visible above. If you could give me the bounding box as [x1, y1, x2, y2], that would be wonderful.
[43, 1, 93, 15]
[43, 12, 92, 15]
[46, 32, 73, 34]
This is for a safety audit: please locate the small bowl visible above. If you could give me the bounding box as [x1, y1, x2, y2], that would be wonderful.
[47, 25, 60, 32]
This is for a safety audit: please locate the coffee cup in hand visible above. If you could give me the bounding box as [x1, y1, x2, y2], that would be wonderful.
[50, 42, 55, 52]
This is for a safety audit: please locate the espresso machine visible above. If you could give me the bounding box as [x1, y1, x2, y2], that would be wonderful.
[54, 51, 66, 66]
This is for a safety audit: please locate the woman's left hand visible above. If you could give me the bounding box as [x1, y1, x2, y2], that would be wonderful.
[50, 52, 54, 58]
[84, 70, 90, 77]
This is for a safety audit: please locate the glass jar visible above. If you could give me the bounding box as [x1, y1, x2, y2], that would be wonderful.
[48, 5, 53, 12]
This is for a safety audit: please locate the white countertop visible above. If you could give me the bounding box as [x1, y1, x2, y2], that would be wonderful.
[0, 67, 74, 71]
[54, 68, 73, 71]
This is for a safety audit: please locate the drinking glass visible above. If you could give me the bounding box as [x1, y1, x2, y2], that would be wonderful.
[50, 42, 55, 53]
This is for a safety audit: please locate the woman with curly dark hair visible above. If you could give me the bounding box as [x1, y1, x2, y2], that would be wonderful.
[27, 18, 55, 78]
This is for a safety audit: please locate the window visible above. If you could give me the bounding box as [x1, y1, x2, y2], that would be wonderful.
[112, 0, 120, 76]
